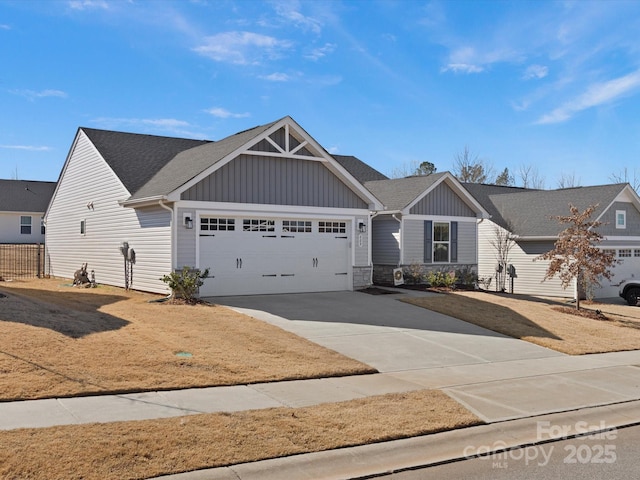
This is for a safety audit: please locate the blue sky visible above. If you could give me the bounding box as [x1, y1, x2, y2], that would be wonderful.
[1, 0, 640, 188]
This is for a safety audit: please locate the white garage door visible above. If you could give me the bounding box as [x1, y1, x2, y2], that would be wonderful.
[198, 217, 350, 296]
[593, 248, 640, 298]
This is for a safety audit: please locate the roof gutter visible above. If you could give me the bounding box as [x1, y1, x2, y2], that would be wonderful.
[511, 235, 558, 241]
[119, 195, 169, 208]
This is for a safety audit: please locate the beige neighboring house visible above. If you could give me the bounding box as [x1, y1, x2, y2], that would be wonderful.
[464, 182, 640, 299]
[0, 179, 56, 244]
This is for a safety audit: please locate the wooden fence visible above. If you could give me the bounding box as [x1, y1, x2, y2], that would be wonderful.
[0, 244, 46, 279]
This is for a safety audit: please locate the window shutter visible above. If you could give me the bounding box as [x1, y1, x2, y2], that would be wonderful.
[450, 221, 458, 263]
[424, 220, 432, 263]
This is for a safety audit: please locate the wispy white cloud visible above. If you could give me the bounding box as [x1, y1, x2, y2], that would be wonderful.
[68, 0, 109, 10]
[304, 42, 336, 61]
[536, 69, 640, 124]
[259, 72, 292, 82]
[441, 63, 484, 74]
[91, 117, 206, 138]
[271, 0, 322, 34]
[523, 64, 549, 80]
[11, 89, 68, 101]
[205, 108, 251, 119]
[193, 31, 292, 65]
[0, 145, 51, 151]
[0, 24, 10, 30]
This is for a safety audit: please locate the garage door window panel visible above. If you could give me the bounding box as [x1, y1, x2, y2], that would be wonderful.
[201, 218, 235, 231]
[243, 219, 275, 232]
[283, 220, 312, 233]
[319, 221, 346, 233]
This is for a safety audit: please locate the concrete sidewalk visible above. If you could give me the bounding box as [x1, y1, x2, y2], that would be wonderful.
[2, 350, 640, 431]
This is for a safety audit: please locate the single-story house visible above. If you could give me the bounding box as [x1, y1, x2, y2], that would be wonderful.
[363, 173, 489, 284]
[464, 182, 640, 299]
[0, 179, 56, 244]
[45, 116, 383, 296]
[324, 158, 489, 285]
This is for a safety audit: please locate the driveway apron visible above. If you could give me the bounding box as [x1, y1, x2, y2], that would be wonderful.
[212, 290, 562, 373]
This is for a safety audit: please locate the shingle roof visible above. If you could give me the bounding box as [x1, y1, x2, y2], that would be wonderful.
[332, 155, 388, 183]
[130, 119, 280, 200]
[364, 173, 448, 210]
[0, 179, 56, 213]
[81, 128, 211, 196]
[464, 182, 628, 237]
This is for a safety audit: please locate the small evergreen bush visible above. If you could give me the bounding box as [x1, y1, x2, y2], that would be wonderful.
[160, 266, 210, 303]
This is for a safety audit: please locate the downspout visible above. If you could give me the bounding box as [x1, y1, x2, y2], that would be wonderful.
[368, 210, 381, 285]
[392, 213, 402, 267]
[158, 198, 175, 272]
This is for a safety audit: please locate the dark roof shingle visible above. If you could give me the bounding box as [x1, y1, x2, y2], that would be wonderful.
[364, 173, 448, 210]
[81, 128, 211, 196]
[464, 183, 627, 237]
[332, 155, 388, 183]
[0, 179, 57, 212]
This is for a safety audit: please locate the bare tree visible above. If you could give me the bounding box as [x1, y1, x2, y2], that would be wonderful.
[536, 204, 617, 310]
[557, 171, 581, 189]
[488, 224, 516, 292]
[452, 146, 494, 183]
[610, 167, 640, 191]
[517, 164, 545, 189]
[389, 160, 437, 178]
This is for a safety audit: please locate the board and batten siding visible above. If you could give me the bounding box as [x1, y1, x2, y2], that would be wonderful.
[181, 154, 368, 209]
[371, 216, 400, 264]
[46, 131, 172, 294]
[477, 220, 573, 297]
[403, 219, 477, 264]
[409, 182, 477, 217]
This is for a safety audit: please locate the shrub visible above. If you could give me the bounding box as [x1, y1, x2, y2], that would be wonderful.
[456, 266, 478, 289]
[160, 266, 210, 303]
[426, 270, 457, 289]
[403, 262, 425, 284]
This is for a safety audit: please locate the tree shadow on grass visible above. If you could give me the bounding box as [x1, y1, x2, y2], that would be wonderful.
[401, 293, 563, 341]
[0, 286, 129, 338]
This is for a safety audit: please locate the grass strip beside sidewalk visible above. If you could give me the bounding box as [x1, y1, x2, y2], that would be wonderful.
[0, 389, 482, 480]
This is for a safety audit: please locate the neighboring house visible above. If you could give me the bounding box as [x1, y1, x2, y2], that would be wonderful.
[45, 116, 382, 295]
[356, 171, 489, 284]
[0, 179, 56, 244]
[464, 182, 640, 299]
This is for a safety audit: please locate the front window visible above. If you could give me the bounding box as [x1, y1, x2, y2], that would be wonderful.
[433, 222, 449, 262]
[20, 216, 32, 235]
[616, 210, 626, 229]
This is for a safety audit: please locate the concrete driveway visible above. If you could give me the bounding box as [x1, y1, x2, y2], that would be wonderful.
[212, 289, 562, 373]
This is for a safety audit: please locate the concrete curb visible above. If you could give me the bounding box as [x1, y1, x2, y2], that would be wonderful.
[153, 400, 640, 480]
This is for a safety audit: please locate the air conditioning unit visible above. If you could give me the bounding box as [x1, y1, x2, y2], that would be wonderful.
[393, 268, 405, 286]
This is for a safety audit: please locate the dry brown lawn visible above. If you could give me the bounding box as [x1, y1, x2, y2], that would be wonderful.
[404, 291, 640, 355]
[0, 278, 375, 401]
[0, 389, 482, 480]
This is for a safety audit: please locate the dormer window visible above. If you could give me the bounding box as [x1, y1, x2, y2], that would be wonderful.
[616, 210, 626, 229]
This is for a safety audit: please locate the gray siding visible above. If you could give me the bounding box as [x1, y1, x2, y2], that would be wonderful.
[0, 212, 46, 244]
[410, 182, 476, 217]
[354, 215, 369, 267]
[597, 201, 640, 236]
[46, 131, 172, 294]
[182, 154, 367, 209]
[477, 220, 572, 297]
[403, 219, 424, 264]
[458, 221, 477, 264]
[176, 207, 197, 268]
[403, 219, 476, 265]
[372, 216, 400, 264]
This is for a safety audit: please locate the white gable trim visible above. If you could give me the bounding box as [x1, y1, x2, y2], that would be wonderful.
[166, 116, 382, 209]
